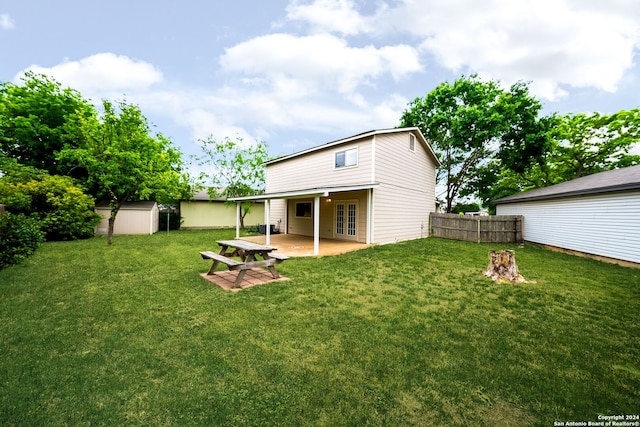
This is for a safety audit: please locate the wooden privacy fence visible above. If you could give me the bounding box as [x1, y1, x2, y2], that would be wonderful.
[430, 213, 524, 244]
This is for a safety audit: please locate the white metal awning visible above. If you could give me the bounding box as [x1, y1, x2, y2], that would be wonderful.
[229, 183, 380, 202]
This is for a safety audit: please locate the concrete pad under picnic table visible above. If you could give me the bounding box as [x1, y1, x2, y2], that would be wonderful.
[200, 269, 290, 292]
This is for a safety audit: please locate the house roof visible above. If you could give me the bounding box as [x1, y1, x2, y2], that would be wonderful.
[191, 189, 226, 202]
[494, 165, 640, 204]
[265, 127, 441, 167]
[229, 183, 380, 201]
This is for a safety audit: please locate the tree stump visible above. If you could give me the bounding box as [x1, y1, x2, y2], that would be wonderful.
[484, 250, 525, 283]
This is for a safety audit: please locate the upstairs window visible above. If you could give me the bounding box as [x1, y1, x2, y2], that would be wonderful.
[335, 147, 358, 168]
[409, 134, 415, 152]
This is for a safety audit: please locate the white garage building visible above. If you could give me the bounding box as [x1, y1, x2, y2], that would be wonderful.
[495, 165, 640, 267]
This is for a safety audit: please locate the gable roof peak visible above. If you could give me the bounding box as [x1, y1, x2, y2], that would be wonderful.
[266, 127, 440, 166]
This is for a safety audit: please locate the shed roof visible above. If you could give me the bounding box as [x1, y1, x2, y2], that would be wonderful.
[96, 201, 157, 210]
[494, 165, 640, 204]
[265, 127, 441, 167]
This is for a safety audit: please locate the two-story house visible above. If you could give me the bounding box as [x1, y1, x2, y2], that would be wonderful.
[231, 127, 441, 255]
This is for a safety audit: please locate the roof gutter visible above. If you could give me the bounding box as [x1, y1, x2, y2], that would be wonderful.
[495, 182, 640, 204]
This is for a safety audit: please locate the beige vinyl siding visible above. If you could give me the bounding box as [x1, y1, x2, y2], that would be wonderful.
[373, 132, 436, 196]
[372, 186, 431, 243]
[372, 132, 438, 243]
[267, 199, 286, 230]
[266, 141, 373, 193]
[180, 201, 264, 229]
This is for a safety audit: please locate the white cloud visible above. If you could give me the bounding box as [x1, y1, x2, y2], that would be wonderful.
[284, 0, 640, 101]
[126, 87, 275, 151]
[379, 0, 640, 100]
[0, 14, 14, 30]
[182, 109, 255, 143]
[220, 32, 422, 96]
[18, 53, 163, 97]
[284, 0, 370, 35]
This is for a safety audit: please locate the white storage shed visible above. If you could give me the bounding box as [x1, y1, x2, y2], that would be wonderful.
[95, 201, 160, 236]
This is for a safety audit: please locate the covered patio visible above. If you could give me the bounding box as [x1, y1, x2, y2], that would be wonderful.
[241, 234, 370, 257]
[230, 184, 379, 256]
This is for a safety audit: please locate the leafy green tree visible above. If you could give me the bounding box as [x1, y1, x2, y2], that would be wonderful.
[399, 75, 551, 212]
[0, 154, 46, 180]
[58, 100, 187, 245]
[0, 72, 95, 175]
[195, 136, 269, 228]
[477, 108, 640, 209]
[550, 109, 640, 180]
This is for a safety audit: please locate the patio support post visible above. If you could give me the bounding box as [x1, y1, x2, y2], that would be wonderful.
[366, 188, 373, 244]
[313, 196, 320, 255]
[265, 199, 271, 245]
[235, 202, 241, 239]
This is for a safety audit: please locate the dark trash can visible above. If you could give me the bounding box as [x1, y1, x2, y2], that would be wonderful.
[259, 224, 278, 234]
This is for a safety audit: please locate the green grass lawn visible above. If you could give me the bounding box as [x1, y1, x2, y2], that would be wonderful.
[1, 229, 638, 426]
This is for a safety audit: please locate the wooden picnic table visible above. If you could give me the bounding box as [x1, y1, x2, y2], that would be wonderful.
[200, 239, 289, 288]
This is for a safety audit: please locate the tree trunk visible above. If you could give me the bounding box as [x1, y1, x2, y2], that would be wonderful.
[484, 250, 525, 283]
[107, 214, 115, 245]
[107, 206, 120, 245]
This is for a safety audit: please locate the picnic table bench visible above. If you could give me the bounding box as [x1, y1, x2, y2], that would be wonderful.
[200, 240, 289, 288]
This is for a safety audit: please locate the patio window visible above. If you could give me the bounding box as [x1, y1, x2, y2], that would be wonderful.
[335, 147, 358, 168]
[295, 202, 312, 218]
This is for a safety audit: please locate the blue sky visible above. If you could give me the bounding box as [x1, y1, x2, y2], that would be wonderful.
[1, 0, 639, 160]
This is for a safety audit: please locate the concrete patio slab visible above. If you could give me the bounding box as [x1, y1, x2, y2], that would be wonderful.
[241, 234, 369, 257]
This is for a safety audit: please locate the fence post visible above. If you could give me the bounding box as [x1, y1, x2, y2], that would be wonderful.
[477, 217, 481, 243]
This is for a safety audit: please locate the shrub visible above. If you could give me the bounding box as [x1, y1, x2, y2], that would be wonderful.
[1, 174, 101, 240]
[0, 212, 44, 269]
